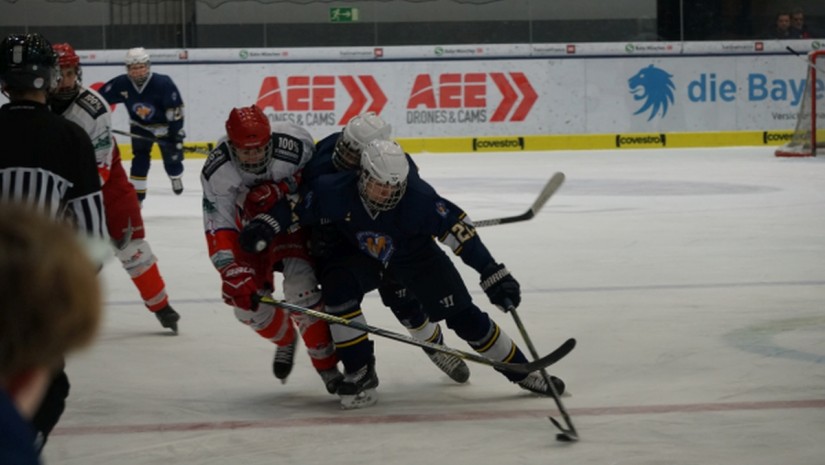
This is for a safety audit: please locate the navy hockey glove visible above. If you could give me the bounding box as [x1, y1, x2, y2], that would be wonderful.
[170, 130, 186, 150]
[239, 213, 282, 253]
[480, 262, 521, 312]
[239, 197, 293, 253]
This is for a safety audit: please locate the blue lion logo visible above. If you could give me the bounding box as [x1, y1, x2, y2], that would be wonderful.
[628, 65, 675, 121]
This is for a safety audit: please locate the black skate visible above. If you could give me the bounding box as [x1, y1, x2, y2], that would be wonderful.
[318, 367, 344, 395]
[272, 338, 297, 383]
[424, 349, 470, 383]
[517, 371, 566, 396]
[338, 357, 379, 409]
[154, 305, 180, 333]
[170, 176, 184, 195]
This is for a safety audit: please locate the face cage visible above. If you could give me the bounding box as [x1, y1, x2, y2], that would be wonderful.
[358, 171, 408, 213]
[232, 140, 273, 174]
[332, 136, 362, 171]
[51, 67, 81, 101]
[127, 65, 150, 87]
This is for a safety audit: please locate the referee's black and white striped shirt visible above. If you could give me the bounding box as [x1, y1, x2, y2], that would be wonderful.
[0, 100, 106, 240]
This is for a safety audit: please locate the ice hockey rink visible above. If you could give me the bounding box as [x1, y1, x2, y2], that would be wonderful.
[43, 146, 825, 465]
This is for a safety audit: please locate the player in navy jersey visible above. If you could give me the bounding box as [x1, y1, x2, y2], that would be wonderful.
[242, 137, 566, 409]
[304, 113, 470, 385]
[0, 32, 107, 454]
[99, 47, 185, 204]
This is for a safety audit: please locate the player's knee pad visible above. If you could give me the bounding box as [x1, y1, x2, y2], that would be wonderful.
[378, 283, 425, 327]
[281, 258, 322, 308]
[114, 238, 157, 277]
[444, 305, 492, 342]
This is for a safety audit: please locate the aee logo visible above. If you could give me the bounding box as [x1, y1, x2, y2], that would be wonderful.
[407, 72, 537, 122]
[256, 76, 387, 124]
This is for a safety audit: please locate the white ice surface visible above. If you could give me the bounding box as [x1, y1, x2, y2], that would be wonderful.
[43, 147, 825, 465]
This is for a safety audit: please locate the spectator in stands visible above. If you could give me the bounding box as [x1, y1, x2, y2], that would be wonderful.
[789, 7, 812, 38]
[774, 11, 792, 39]
[0, 203, 103, 464]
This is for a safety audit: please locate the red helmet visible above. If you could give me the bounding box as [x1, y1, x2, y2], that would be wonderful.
[226, 105, 271, 149]
[53, 43, 80, 69]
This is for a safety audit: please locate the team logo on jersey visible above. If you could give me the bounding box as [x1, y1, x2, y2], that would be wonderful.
[628, 64, 675, 121]
[132, 103, 155, 120]
[356, 231, 395, 264]
[435, 201, 449, 218]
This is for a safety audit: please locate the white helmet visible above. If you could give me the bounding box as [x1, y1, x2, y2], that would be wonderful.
[125, 47, 150, 66]
[333, 112, 391, 171]
[358, 139, 409, 213]
[125, 47, 151, 87]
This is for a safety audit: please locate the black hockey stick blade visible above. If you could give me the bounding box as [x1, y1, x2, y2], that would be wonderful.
[259, 296, 574, 375]
[112, 128, 212, 154]
[474, 172, 565, 227]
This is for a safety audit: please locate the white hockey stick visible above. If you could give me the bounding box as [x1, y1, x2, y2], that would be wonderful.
[474, 172, 565, 227]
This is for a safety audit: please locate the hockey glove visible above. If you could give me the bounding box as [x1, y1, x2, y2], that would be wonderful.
[243, 183, 285, 220]
[221, 263, 259, 310]
[239, 214, 282, 253]
[307, 223, 343, 259]
[480, 262, 521, 312]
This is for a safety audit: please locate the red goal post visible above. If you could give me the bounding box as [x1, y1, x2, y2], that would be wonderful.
[775, 50, 825, 157]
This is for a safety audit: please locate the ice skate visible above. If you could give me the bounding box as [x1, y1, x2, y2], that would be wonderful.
[517, 371, 566, 396]
[424, 349, 470, 383]
[318, 367, 344, 395]
[272, 338, 297, 383]
[338, 357, 379, 409]
[170, 176, 183, 195]
[154, 305, 180, 333]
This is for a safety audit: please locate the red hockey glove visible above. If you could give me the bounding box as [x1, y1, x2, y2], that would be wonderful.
[220, 263, 259, 310]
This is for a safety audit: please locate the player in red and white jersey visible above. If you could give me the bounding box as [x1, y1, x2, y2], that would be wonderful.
[201, 105, 341, 394]
[50, 42, 180, 333]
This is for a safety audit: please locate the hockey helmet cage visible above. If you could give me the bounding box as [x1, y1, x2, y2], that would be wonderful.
[225, 105, 273, 173]
[0, 33, 60, 92]
[358, 139, 409, 213]
[333, 112, 392, 171]
[124, 47, 151, 87]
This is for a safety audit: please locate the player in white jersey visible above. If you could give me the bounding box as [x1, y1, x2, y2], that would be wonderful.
[201, 105, 341, 393]
[50, 42, 180, 332]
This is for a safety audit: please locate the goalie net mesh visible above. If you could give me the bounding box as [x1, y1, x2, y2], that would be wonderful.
[776, 50, 825, 157]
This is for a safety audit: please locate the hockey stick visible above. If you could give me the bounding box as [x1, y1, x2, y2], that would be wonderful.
[507, 300, 579, 442]
[112, 128, 213, 155]
[258, 295, 575, 375]
[474, 172, 565, 228]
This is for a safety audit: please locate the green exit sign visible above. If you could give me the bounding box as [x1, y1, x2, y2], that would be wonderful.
[330, 7, 359, 23]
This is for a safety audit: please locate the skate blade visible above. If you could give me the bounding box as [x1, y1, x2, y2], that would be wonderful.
[339, 388, 378, 410]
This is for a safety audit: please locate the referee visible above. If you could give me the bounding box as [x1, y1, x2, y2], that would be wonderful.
[0, 32, 106, 453]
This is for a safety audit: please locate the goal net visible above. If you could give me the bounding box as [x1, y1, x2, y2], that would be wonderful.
[775, 50, 825, 157]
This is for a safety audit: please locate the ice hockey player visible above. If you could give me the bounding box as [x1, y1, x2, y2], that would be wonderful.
[50, 42, 180, 333]
[242, 138, 566, 409]
[99, 47, 185, 204]
[0, 32, 107, 453]
[201, 105, 342, 393]
[302, 112, 470, 384]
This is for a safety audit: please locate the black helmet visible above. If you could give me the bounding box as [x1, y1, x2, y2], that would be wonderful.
[0, 33, 59, 92]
